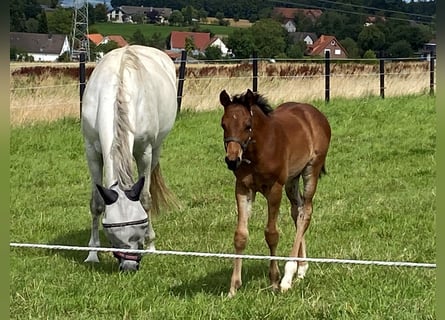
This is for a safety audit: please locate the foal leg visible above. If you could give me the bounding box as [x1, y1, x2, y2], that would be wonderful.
[229, 183, 253, 298]
[264, 183, 282, 291]
[280, 165, 321, 292]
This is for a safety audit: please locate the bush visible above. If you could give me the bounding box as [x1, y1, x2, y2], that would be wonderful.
[362, 49, 377, 64]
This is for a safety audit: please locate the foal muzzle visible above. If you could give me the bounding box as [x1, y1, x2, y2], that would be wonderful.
[224, 136, 252, 171]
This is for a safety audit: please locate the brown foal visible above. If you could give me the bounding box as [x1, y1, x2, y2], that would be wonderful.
[219, 89, 331, 297]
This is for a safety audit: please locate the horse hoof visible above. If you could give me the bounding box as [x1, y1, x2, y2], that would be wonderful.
[297, 264, 309, 279]
[228, 289, 237, 298]
[280, 281, 292, 293]
[84, 252, 100, 263]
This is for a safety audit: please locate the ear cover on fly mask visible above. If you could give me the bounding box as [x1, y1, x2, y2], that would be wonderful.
[96, 185, 118, 205]
[124, 176, 145, 201]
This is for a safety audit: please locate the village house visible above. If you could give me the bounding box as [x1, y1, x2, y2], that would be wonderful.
[86, 33, 129, 59]
[169, 31, 231, 57]
[272, 7, 323, 33]
[10, 32, 70, 62]
[87, 33, 129, 48]
[288, 32, 318, 46]
[107, 5, 172, 24]
[307, 35, 348, 58]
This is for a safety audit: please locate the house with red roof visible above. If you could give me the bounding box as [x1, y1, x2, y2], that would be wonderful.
[86, 33, 129, 60]
[169, 31, 230, 57]
[86, 33, 128, 48]
[272, 7, 323, 33]
[307, 35, 348, 58]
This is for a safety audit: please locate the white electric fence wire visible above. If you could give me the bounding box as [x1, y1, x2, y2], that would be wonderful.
[10, 243, 436, 268]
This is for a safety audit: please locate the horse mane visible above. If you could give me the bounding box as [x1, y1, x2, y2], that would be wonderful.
[232, 91, 274, 115]
[112, 46, 139, 190]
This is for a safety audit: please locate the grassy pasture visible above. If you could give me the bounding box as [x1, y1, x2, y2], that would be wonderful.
[10, 95, 435, 319]
[89, 22, 244, 42]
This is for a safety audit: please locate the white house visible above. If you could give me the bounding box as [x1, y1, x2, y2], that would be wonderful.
[10, 32, 70, 62]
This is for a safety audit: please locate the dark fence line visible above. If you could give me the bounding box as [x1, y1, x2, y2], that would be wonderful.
[79, 51, 436, 115]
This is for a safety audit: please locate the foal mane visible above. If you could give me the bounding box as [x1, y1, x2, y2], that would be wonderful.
[232, 91, 274, 115]
[112, 46, 140, 189]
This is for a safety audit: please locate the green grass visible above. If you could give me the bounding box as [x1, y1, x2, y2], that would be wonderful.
[10, 95, 436, 319]
[89, 22, 241, 43]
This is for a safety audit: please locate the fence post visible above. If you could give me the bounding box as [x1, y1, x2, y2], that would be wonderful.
[79, 52, 86, 117]
[379, 58, 385, 99]
[324, 50, 330, 103]
[429, 52, 435, 96]
[177, 50, 187, 114]
[252, 51, 258, 93]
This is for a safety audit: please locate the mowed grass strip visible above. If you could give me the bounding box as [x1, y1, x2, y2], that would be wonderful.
[10, 95, 435, 319]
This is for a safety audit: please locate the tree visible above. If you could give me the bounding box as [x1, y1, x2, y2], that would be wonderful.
[184, 36, 196, 54]
[340, 37, 360, 58]
[204, 45, 222, 60]
[181, 5, 198, 25]
[99, 41, 119, 54]
[147, 32, 165, 49]
[286, 43, 305, 59]
[362, 49, 377, 62]
[357, 25, 386, 53]
[169, 10, 184, 26]
[387, 39, 413, 58]
[227, 28, 255, 59]
[94, 4, 108, 23]
[37, 11, 48, 33]
[250, 19, 286, 58]
[10, 0, 42, 32]
[25, 18, 39, 32]
[147, 8, 159, 23]
[131, 29, 147, 46]
[47, 8, 72, 34]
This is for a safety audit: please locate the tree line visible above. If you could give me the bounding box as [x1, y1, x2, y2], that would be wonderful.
[10, 0, 435, 60]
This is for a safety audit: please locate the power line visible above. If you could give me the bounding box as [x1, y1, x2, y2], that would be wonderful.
[313, 0, 434, 19]
[270, 0, 435, 25]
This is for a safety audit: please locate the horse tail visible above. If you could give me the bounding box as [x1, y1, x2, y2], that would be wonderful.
[112, 48, 137, 189]
[149, 163, 181, 215]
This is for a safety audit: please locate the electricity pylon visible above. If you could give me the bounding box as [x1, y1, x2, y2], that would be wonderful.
[71, 0, 90, 61]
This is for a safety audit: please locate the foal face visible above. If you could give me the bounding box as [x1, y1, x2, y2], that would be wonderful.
[221, 104, 253, 171]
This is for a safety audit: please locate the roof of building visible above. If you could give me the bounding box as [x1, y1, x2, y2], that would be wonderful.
[87, 33, 128, 47]
[170, 31, 212, 51]
[289, 32, 318, 42]
[272, 7, 323, 21]
[86, 33, 104, 46]
[10, 32, 67, 54]
[308, 34, 346, 56]
[105, 35, 128, 47]
[116, 5, 172, 17]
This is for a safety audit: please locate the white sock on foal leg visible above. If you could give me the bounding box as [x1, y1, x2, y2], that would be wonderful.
[280, 261, 298, 292]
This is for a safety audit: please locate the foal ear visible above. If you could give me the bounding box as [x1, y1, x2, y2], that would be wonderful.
[96, 185, 118, 205]
[245, 89, 256, 109]
[125, 176, 145, 201]
[219, 90, 231, 107]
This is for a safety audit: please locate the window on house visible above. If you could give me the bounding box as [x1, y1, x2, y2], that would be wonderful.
[334, 49, 341, 55]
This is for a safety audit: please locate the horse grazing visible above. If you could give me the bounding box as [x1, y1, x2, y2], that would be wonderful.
[219, 89, 331, 296]
[81, 45, 178, 271]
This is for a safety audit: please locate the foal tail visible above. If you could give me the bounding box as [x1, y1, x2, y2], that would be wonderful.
[149, 163, 182, 215]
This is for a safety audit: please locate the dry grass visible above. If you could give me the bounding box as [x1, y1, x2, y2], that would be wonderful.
[205, 17, 252, 28]
[9, 60, 433, 125]
[179, 60, 432, 111]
